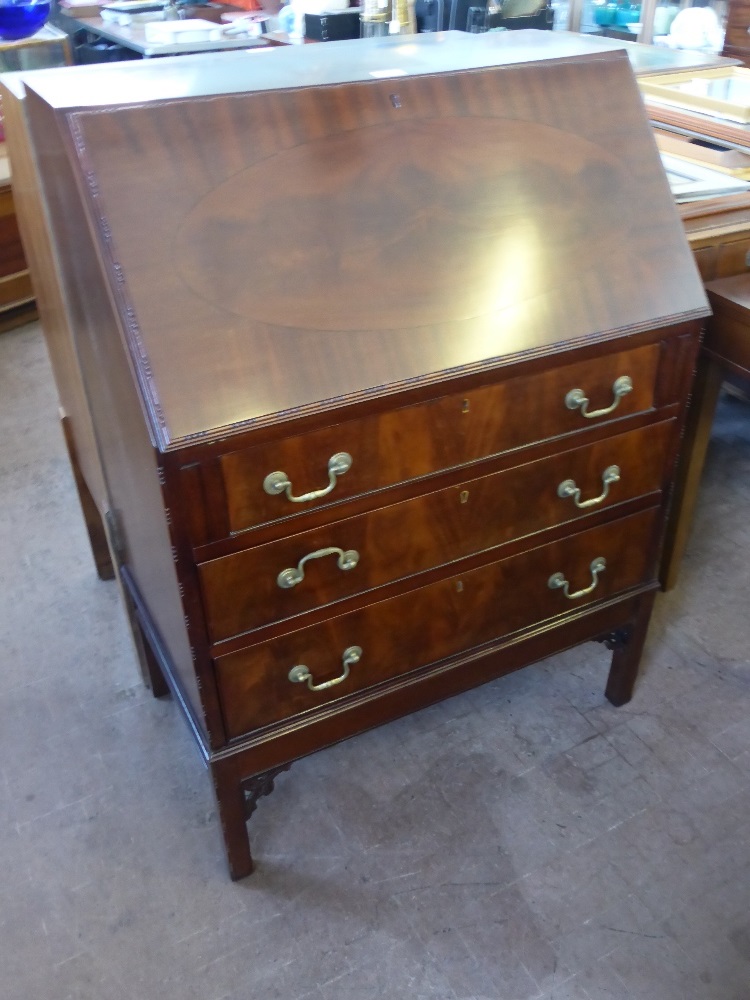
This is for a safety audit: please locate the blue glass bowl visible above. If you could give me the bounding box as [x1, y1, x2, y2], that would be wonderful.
[0, 0, 50, 40]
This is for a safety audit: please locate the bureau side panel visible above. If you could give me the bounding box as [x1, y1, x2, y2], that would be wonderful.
[20, 88, 211, 741]
[0, 80, 105, 510]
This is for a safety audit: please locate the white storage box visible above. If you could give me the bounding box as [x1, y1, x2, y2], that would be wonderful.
[143, 18, 224, 42]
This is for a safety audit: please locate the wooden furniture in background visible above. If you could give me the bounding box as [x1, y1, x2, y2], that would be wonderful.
[1, 71, 112, 577]
[661, 272, 750, 589]
[633, 93, 750, 588]
[656, 193, 750, 589]
[6, 33, 709, 878]
[0, 26, 72, 333]
[722, 0, 750, 65]
[0, 147, 36, 332]
[681, 192, 750, 281]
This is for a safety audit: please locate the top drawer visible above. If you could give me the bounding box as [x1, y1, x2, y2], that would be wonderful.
[217, 343, 660, 535]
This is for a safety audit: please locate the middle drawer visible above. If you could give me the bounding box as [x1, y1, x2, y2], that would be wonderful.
[198, 420, 673, 643]
[214, 506, 660, 739]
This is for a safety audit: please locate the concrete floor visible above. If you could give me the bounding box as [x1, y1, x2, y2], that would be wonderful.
[0, 320, 749, 1000]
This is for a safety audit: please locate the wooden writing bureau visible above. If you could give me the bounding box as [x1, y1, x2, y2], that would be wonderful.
[7, 33, 709, 878]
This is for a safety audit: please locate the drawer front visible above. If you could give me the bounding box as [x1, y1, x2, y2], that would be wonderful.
[715, 237, 750, 279]
[199, 421, 674, 642]
[215, 507, 659, 738]
[219, 343, 661, 534]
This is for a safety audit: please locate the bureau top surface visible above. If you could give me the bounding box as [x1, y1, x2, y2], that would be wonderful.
[22, 37, 708, 449]
[9, 31, 736, 106]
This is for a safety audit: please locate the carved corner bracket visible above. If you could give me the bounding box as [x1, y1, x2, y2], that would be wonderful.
[596, 624, 634, 652]
[242, 763, 292, 821]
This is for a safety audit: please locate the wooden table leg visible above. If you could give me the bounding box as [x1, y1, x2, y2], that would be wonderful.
[60, 413, 115, 581]
[211, 760, 256, 881]
[604, 590, 657, 706]
[210, 760, 292, 880]
[660, 356, 724, 592]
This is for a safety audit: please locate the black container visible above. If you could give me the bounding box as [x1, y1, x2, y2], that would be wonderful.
[304, 8, 360, 40]
[75, 38, 140, 61]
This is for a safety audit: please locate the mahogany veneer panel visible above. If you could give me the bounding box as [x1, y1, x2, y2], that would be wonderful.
[216, 507, 661, 739]
[11, 34, 709, 878]
[217, 344, 662, 536]
[200, 421, 674, 642]
[28, 46, 704, 447]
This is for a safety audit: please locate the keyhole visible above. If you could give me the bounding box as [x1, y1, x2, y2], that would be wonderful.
[462, 399, 470, 414]
[390, 94, 402, 109]
[455, 580, 464, 593]
[460, 490, 469, 504]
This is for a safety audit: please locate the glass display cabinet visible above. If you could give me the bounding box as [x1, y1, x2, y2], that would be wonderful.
[0, 22, 70, 71]
[555, 0, 728, 51]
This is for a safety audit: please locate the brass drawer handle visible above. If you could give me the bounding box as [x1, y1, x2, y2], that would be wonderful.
[557, 465, 621, 509]
[548, 557, 606, 600]
[277, 546, 360, 589]
[288, 645, 362, 692]
[263, 452, 353, 503]
[565, 376, 633, 419]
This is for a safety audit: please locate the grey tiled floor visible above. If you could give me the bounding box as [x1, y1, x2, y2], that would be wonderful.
[1, 321, 749, 1000]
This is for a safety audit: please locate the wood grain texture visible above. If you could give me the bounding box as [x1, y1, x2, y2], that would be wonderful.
[723, 0, 750, 65]
[200, 421, 674, 641]
[19, 84, 222, 744]
[215, 507, 660, 739]
[705, 272, 750, 369]
[680, 195, 750, 282]
[29, 49, 705, 447]
[211, 585, 658, 879]
[14, 35, 709, 877]
[219, 343, 661, 535]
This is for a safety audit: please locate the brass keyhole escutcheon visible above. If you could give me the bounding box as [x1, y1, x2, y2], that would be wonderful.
[455, 580, 464, 593]
[460, 490, 469, 504]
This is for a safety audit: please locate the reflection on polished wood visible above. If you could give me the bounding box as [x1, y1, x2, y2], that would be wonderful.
[8, 35, 709, 878]
[29, 44, 706, 445]
[199, 422, 674, 641]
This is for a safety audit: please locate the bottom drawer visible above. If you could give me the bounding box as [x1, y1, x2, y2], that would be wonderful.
[215, 508, 659, 739]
